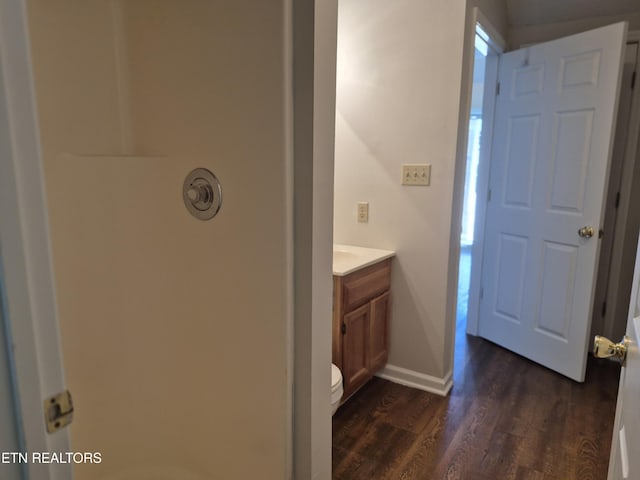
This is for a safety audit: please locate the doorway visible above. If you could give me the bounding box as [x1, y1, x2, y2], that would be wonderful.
[591, 39, 640, 344]
[456, 17, 503, 340]
[457, 32, 487, 334]
[457, 20, 629, 381]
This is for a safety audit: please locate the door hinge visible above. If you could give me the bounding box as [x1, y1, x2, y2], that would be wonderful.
[615, 191, 621, 208]
[487, 189, 492, 202]
[44, 390, 74, 433]
[341, 323, 346, 335]
[496, 82, 501, 95]
[632, 71, 636, 90]
[601, 301, 607, 317]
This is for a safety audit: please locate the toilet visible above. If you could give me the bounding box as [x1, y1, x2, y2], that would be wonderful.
[331, 363, 344, 415]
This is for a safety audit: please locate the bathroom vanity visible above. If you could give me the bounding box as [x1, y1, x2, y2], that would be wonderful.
[333, 245, 395, 400]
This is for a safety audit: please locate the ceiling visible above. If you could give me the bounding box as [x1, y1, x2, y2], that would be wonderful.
[507, 0, 640, 26]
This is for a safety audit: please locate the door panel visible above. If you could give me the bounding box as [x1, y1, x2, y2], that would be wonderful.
[51, 153, 290, 479]
[549, 109, 593, 212]
[513, 64, 544, 95]
[504, 115, 538, 207]
[495, 234, 527, 322]
[535, 241, 577, 339]
[369, 291, 390, 372]
[561, 51, 601, 88]
[479, 23, 627, 381]
[342, 303, 370, 398]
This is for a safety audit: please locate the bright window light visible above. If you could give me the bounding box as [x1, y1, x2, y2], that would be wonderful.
[475, 32, 488, 57]
[476, 23, 490, 44]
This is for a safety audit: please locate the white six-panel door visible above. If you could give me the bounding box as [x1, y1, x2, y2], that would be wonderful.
[479, 23, 627, 381]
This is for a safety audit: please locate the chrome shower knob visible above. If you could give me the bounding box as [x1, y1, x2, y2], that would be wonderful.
[183, 168, 222, 221]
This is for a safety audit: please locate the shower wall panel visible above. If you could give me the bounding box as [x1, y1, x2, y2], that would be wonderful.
[26, 1, 291, 478]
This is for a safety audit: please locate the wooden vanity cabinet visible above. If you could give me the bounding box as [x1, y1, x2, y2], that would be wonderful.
[333, 258, 391, 400]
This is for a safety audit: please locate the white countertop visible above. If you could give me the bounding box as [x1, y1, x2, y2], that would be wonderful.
[333, 244, 395, 276]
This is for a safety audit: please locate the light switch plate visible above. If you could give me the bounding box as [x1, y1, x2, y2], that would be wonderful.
[402, 164, 431, 186]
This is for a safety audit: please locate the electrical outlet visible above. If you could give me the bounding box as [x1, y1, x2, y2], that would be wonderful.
[402, 164, 431, 186]
[357, 202, 369, 223]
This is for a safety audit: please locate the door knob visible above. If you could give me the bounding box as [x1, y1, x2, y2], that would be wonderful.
[578, 226, 595, 238]
[593, 335, 629, 366]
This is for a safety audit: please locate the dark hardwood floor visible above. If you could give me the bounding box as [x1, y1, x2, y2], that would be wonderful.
[332, 327, 621, 479]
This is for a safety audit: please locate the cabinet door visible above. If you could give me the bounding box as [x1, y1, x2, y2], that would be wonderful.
[370, 291, 390, 372]
[342, 303, 371, 398]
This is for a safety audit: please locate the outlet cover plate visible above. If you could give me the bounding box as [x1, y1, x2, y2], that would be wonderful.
[357, 202, 369, 223]
[402, 164, 431, 186]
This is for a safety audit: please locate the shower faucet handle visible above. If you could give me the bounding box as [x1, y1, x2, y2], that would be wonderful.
[182, 168, 223, 221]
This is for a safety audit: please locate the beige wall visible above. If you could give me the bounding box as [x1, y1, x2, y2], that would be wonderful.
[26, 0, 127, 157]
[333, 0, 509, 389]
[27, 1, 292, 478]
[334, 0, 468, 386]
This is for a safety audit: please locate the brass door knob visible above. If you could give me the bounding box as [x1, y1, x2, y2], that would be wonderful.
[593, 335, 629, 366]
[578, 226, 595, 238]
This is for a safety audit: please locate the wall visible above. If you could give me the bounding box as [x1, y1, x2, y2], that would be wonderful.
[509, 12, 640, 47]
[26, 1, 293, 478]
[25, 1, 127, 159]
[334, 0, 467, 389]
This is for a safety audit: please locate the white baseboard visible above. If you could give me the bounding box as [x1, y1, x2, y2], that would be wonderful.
[376, 364, 452, 397]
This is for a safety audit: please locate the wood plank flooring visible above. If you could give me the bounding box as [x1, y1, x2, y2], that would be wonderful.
[332, 332, 620, 479]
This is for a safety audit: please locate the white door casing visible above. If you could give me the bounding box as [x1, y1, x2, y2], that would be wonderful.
[0, 2, 71, 480]
[479, 22, 627, 382]
[607, 232, 640, 480]
[605, 36, 640, 342]
[592, 41, 640, 344]
[0, 287, 23, 479]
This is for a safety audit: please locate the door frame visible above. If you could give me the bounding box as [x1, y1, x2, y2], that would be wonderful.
[596, 32, 640, 342]
[607, 228, 640, 480]
[0, 1, 71, 479]
[459, 24, 640, 341]
[453, 7, 505, 339]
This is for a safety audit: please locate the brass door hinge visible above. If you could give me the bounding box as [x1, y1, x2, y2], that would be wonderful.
[44, 390, 74, 433]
